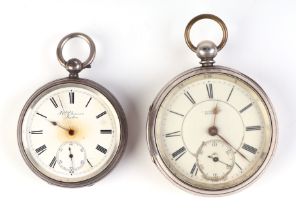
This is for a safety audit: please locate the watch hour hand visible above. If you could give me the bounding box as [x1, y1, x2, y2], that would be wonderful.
[42, 119, 75, 136]
[50, 121, 68, 131]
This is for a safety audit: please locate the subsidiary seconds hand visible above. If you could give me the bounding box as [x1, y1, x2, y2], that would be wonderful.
[208, 155, 232, 168]
[69, 147, 74, 175]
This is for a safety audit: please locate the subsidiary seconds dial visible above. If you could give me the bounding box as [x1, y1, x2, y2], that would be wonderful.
[56, 142, 87, 175]
[196, 139, 235, 181]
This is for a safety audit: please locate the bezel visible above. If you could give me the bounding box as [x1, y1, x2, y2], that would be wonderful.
[17, 78, 128, 188]
[146, 65, 277, 195]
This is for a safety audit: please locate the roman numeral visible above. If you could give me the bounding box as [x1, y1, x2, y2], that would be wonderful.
[35, 144, 47, 155]
[58, 96, 64, 109]
[246, 126, 261, 131]
[100, 129, 112, 134]
[165, 131, 181, 138]
[30, 130, 43, 134]
[87, 159, 93, 167]
[85, 97, 92, 107]
[168, 110, 184, 117]
[69, 91, 74, 104]
[190, 163, 198, 176]
[36, 112, 47, 118]
[184, 91, 196, 104]
[50, 97, 58, 108]
[172, 146, 186, 160]
[49, 156, 57, 168]
[240, 103, 253, 113]
[212, 141, 218, 146]
[96, 144, 107, 154]
[242, 143, 257, 154]
[227, 86, 234, 101]
[96, 111, 107, 119]
[206, 83, 213, 99]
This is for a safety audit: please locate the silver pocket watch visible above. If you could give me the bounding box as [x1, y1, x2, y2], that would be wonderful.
[17, 33, 128, 187]
[147, 14, 277, 195]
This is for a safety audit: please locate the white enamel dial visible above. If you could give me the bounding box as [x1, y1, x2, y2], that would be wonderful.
[152, 70, 275, 192]
[19, 81, 124, 185]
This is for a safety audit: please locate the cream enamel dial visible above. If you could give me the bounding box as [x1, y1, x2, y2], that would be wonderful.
[148, 68, 277, 194]
[18, 79, 127, 187]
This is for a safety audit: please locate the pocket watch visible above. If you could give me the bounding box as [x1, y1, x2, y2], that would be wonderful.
[17, 33, 128, 187]
[147, 14, 277, 195]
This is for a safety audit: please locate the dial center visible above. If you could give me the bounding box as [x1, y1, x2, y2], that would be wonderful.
[208, 126, 218, 136]
[68, 129, 75, 136]
[55, 120, 89, 142]
[182, 100, 245, 154]
[213, 157, 219, 162]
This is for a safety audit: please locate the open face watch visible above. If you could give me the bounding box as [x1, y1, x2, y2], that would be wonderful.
[147, 14, 277, 195]
[17, 33, 127, 187]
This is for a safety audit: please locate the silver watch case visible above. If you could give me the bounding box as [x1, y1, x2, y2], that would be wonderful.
[146, 65, 277, 195]
[17, 78, 128, 188]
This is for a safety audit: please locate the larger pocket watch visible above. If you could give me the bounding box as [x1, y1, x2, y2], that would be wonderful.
[147, 14, 277, 195]
[17, 33, 128, 187]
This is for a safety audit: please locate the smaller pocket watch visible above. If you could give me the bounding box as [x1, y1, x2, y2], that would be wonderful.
[17, 33, 127, 187]
[147, 14, 277, 195]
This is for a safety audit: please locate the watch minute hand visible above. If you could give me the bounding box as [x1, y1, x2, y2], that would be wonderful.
[216, 134, 250, 162]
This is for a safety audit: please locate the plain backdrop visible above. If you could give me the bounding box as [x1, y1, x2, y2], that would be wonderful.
[0, 0, 295, 209]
